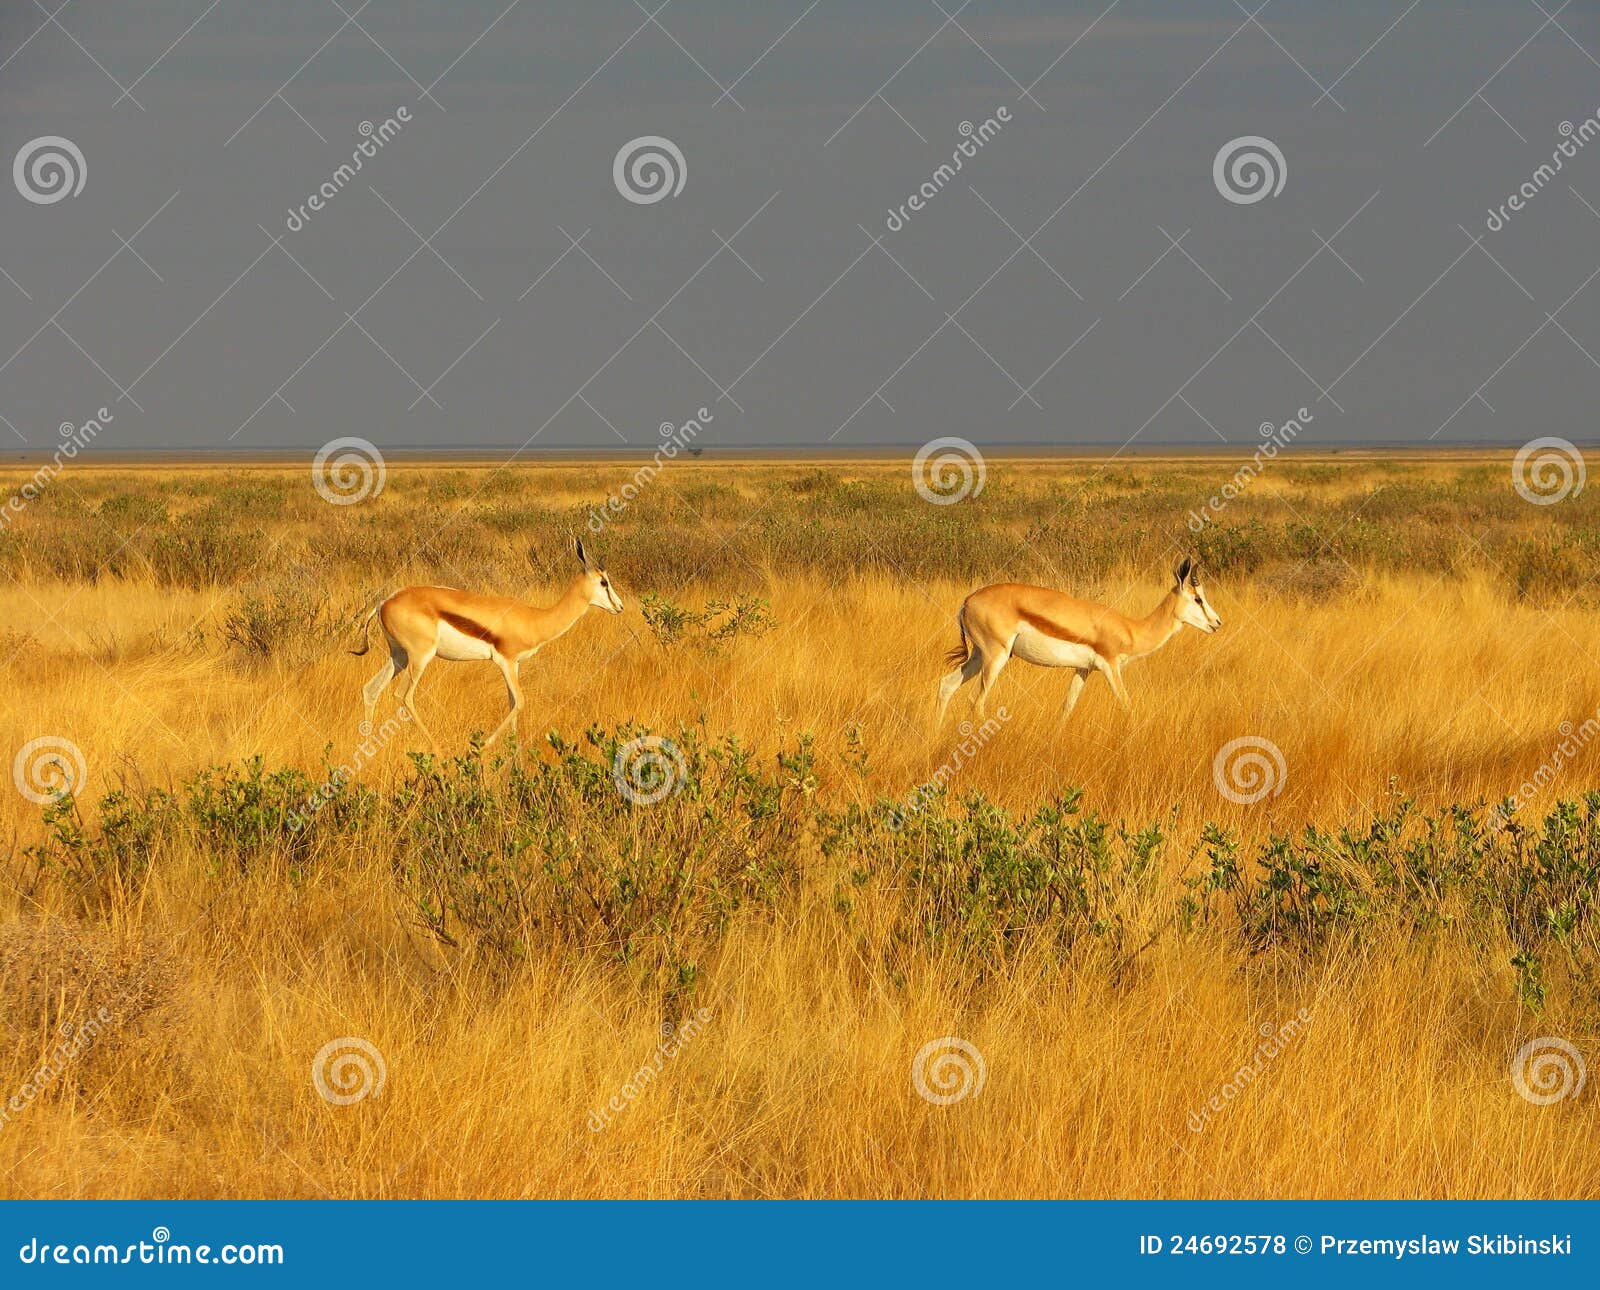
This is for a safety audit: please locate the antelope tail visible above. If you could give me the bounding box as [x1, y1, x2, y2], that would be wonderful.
[349, 599, 384, 657]
[945, 603, 972, 668]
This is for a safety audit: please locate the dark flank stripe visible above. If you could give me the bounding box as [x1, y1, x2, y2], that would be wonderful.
[440, 611, 502, 652]
[1016, 608, 1096, 649]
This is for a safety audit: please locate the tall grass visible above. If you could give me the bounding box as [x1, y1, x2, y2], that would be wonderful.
[0, 455, 1597, 1198]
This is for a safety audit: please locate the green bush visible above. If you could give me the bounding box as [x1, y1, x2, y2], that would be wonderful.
[639, 594, 776, 649]
[21, 728, 1600, 1011]
[820, 788, 1162, 964]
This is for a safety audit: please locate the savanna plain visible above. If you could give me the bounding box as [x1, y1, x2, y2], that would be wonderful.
[1, 452, 1598, 1199]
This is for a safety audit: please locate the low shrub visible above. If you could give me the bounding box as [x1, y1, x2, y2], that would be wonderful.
[19, 729, 1600, 1011]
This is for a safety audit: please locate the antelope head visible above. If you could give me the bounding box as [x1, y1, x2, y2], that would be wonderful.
[575, 538, 624, 615]
[1173, 556, 1222, 633]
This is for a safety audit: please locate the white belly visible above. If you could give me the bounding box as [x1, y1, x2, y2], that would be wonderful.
[435, 621, 495, 662]
[1011, 624, 1099, 670]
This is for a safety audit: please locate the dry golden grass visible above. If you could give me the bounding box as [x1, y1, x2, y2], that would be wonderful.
[0, 454, 1597, 1198]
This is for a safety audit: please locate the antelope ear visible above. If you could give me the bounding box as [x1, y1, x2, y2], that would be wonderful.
[575, 537, 590, 569]
[1173, 555, 1193, 586]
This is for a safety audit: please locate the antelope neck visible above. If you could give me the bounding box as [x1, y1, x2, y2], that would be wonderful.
[1128, 592, 1185, 656]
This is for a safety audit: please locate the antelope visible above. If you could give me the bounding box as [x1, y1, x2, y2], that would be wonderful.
[351, 538, 624, 749]
[935, 556, 1221, 726]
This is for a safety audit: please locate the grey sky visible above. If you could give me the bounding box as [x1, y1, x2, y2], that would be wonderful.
[4, 0, 1600, 453]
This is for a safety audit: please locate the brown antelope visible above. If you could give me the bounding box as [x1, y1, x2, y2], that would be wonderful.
[351, 539, 623, 749]
[936, 556, 1221, 725]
